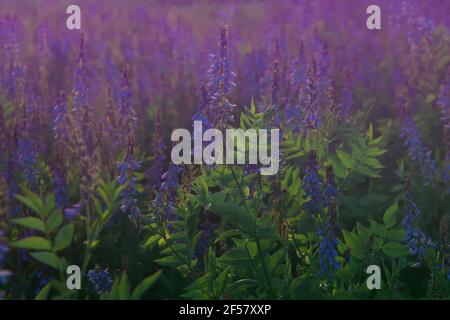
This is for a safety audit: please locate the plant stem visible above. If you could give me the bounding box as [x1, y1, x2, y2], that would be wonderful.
[230, 166, 275, 298]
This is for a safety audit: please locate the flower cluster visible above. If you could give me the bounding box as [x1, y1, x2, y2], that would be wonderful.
[400, 117, 439, 183]
[152, 163, 184, 229]
[117, 134, 141, 225]
[302, 151, 323, 217]
[437, 80, 450, 189]
[318, 166, 340, 279]
[146, 108, 166, 193]
[72, 33, 89, 115]
[208, 25, 236, 129]
[0, 230, 10, 285]
[87, 267, 113, 294]
[402, 178, 436, 258]
[302, 59, 321, 131]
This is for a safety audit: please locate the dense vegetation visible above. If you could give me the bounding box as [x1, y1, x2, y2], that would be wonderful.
[0, 0, 449, 299]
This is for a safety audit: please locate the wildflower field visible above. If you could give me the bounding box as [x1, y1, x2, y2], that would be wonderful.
[0, 0, 449, 300]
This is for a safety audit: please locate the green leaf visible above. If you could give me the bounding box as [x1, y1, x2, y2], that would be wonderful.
[363, 157, 384, 169]
[154, 255, 186, 268]
[30, 252, 62, 270]
[53, 224, 74, 252]
[287, 167, 301, 195]
[34, 283, 52, 300]
[105, 276, 121, 300]
[160, 243, 186, 255]
[353, 165, 381, 178]
[386, 229, 406, 242]
[47, 210, 63, 233]
[119, 271, 129, 300]
[213, 267, 230, 297]
[11, 217, 45, 232]
[342, 230, 365, 259]
[217, 248, 252, 268]
[356, 223, 371, 243]
[336, 150, 356, 169]
[16, 193, 44, 215]
[367, 123, 373, 140]
[383, 202, 398, 229]
[382, 242, 408, 258]
[226, 279, 259, 294]
[11, 237, 51, 251]
[214, 229, 242, 244]
[366, 148, 387, 157]
[370, 220, 387, 237]
[131, 270, 163, 300]
[328, 155, 347, 178]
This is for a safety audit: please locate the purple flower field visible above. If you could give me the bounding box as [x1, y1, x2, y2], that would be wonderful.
[0, 0, 449, 300]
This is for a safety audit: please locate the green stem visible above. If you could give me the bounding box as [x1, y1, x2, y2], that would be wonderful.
[230, 166, 275, 298]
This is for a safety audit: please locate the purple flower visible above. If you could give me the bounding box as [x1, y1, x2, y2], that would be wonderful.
[18, 136, 37, 186]
[117, 134, 141, 225]
[318, 221, 340, 279]
[285, 42, 307, 132]
[146, 108, 166, 192]
[34, 268, 53, 295]
[152, 163, 184, 229]
[64, 203, 82, 220]
[207, 25, 236, 129]
[318, 166, 340, 279]
[192, 83, 213, 129]
[437, 81, 450, 189]
[53, 92, 69, 144]
[270, 61, 281, 127]
[0, 243, 8, 264]
[317, 42, 332, 107]
[87, 267, 113, 294]
[118, 67, 137, 133]
[0, 229, 11, 286]
[402, 178, 436, 258]
[302, 151, 323, 217]
[339, 68, 353, 120]
[400, 117, 439, 183]
[302, 59, 321, 131]
[72, 33, 88, 114]
[53, 165, 68, 209]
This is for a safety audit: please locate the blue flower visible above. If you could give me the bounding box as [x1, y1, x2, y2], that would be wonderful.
[18, 136, 37, 186]
[152, 163, 184, 230]
[87, 267, 113, 294]
[117, 135, 141, 225]
[400, 117, 439, 183]
[53, 163, 68, 209]
[118, 67, 137, 132]
[302, 151, 323, 217]
[302, 59, 321, 131]
[64, 203, 82, 220]
[339, 68, 353, 120]
[34, 268, 53, 295]
[53, 93, 69, 145]
[318, 166, 340, 279]
[402, 178, 436, 258]
[318, 223, 341, 279]
[270, 61, 281, 127]
[146, 108, 166, 192]
[207, 25, 236, 129]
[437, 80, 450, 190]
[72, 33, 88, 114]
[285, 42, 306, 133]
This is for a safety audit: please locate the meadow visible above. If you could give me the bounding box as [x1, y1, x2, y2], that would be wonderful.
[0, 0, 449, 300]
